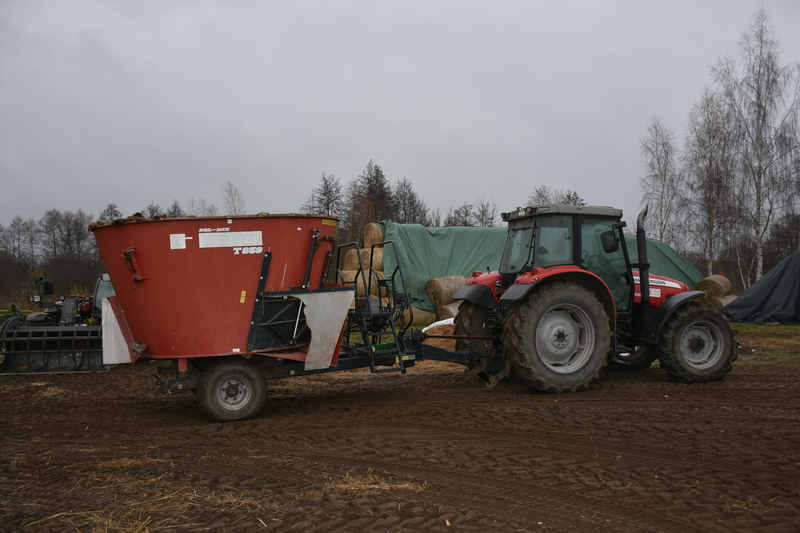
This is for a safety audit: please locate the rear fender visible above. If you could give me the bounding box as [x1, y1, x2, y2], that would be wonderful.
[454, 283, 499, 310]
[638, 290, 706, 344]
[499, 269, 617, 321]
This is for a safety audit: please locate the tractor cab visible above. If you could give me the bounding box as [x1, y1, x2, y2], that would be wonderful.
[497, 204, 632, 313]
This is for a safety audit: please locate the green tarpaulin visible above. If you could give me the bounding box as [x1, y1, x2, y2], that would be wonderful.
[623, 236, 704, 289]
[377, 221, 704, 313]
[377, 222, 506, 313]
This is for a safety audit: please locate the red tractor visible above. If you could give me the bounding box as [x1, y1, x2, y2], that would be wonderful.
[453, 204, 737, 392]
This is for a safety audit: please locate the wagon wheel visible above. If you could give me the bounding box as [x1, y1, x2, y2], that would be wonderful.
[196, 358, 268, 422]
[503, 281, 611, 393]
[657, 301, 737, 383]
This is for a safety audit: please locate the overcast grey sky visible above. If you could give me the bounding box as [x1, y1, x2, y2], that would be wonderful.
[2, 1, 799, 228]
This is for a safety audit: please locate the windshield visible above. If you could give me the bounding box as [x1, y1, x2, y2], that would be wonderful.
[499, 222, 534, 274]
[499, 215, 574, 274]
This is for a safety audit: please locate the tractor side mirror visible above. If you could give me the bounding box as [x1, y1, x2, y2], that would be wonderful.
[42, 281, 55, 296]
[601, 231, 618, 253]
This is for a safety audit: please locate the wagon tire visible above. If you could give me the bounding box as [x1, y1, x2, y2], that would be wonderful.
[196, 358, 268, 422]
[657, 301, 737, 383]
[503, 281, 611, 393]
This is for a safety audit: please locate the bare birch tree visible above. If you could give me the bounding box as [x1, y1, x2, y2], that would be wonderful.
[639, 116, 684, 246]
[713, 7, 800, 280]
[683, 89, 736, 276]
[223, 181, 247, 215]
[186, 197, 219, 216]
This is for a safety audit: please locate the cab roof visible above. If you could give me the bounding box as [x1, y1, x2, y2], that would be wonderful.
[501, 204, 623, 222]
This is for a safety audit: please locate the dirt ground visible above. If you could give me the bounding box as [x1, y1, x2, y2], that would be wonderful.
[1, 329, 799, 533]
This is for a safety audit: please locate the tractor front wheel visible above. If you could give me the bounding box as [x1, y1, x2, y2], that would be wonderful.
[196, 358, 268, 422]
[503, 281, 611, 393]
[657, 301, 736, 383]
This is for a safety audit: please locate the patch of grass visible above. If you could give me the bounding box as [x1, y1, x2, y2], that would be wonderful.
[322, 468, 425, 494]
[732, 323, 800, 370]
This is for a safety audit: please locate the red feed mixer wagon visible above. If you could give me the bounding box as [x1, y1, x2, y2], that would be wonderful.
[92, 213, 430, 422]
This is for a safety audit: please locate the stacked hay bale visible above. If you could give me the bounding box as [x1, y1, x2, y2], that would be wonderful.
[340, 246, 385, 296]
[345, 223, 437, 326]
[401, 306, 437, 326]
[694, 274, 737, 310]
[363, 223, 384, 248]
[425, 275, 466, 320]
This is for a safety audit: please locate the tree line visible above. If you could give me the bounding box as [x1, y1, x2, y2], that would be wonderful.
[639, 8, 799, 291]
[298, 158, 585, 244]
[0, 181, 248, 305]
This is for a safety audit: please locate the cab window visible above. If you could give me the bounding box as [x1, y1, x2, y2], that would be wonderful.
[580, 217, 630, 310]
[533, 216, 572, 267]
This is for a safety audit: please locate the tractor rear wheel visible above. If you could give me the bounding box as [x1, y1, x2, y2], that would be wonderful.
[196, 358, 268, 422]
[657, 301, 736, 383]
[454, 302, 504, 381]
[454, 302, 492, 354]
[503, 281, 611, 393]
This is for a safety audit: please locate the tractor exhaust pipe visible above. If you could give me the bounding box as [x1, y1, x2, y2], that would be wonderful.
[636, 206, 650, 308]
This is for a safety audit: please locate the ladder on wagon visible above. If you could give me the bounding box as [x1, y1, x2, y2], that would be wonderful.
[335, 241, 414, 373]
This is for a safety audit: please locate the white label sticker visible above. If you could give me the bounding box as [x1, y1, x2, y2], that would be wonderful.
[169, 234, 193, 249]
[633, 276, 683, 290]
[198, 231, 263, 249]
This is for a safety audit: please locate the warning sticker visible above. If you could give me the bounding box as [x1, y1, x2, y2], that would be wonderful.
[198, 231, 262, 249]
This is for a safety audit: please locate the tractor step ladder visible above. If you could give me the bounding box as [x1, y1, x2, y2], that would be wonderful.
[337, 241, 413, 374]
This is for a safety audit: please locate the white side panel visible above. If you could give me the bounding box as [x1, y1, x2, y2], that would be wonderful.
[296, 289, 354, 371]
[102, 298, 133, 365]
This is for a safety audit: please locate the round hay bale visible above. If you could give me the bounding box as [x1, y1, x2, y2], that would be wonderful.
[705, 296, 724, 311]
[339, 270, 381, 296]
[719, 294, 737, 308]
[363, 223, 384, 247]
[438, 300, 462, 320]
[339, 269, 357, 284]
[359, 247, 384, 271]
[705, 294, 737, 311]
[426, 275, 466, 318]
[694, 274, 732, 297]
[343, 248, 360, 270]
[402, 306, 437, 326]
